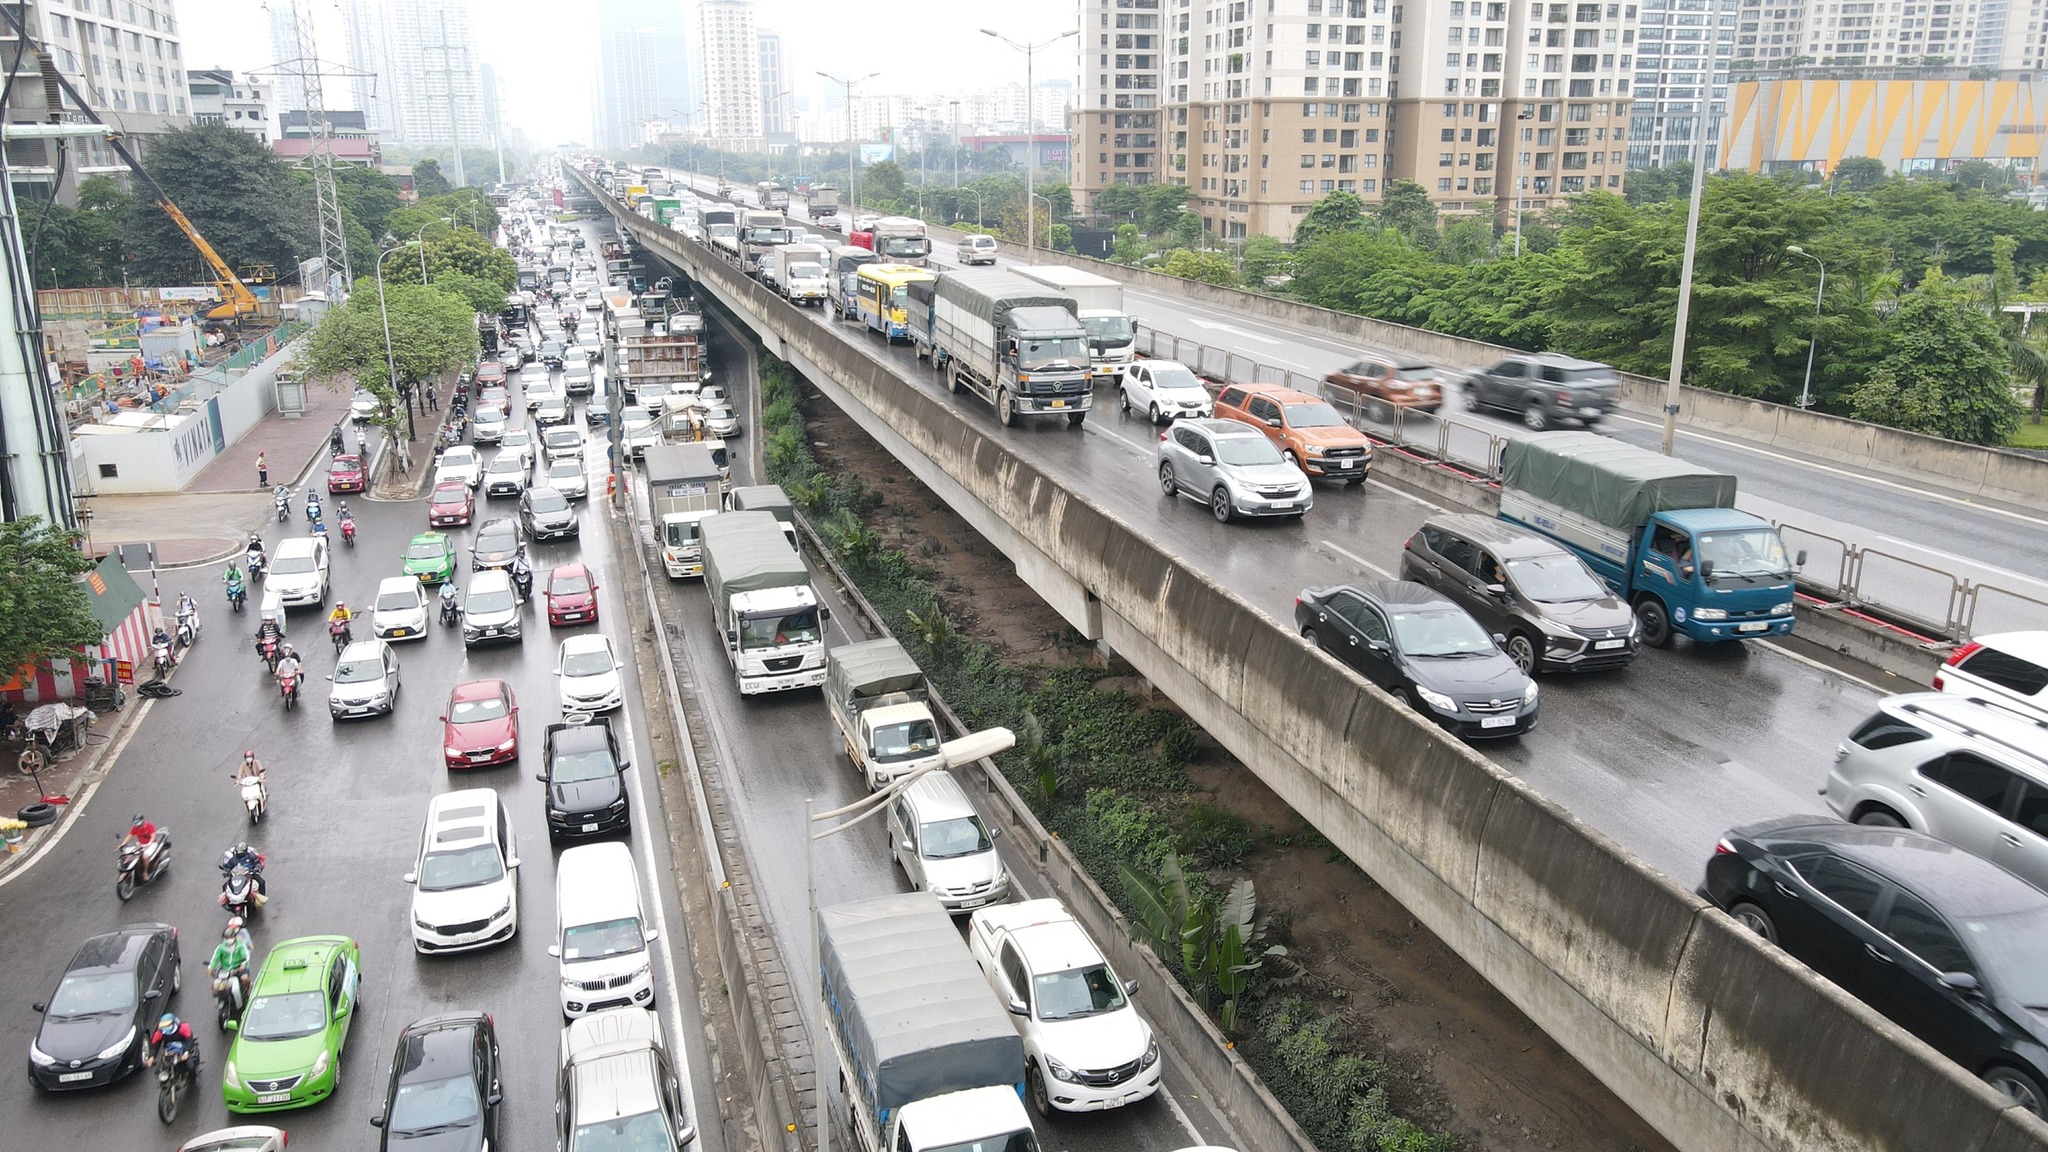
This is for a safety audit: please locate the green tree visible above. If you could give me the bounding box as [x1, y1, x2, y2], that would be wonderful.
[330, 165, 402, 241]
[1159, 248, 1238, 287]
[412, 158, 453, 198]
[1289, 227, 1436, 320]
[1048, 223, 1075, 252]
[1111, 222, 1146, 265]
[1289, 189, 1368, 248]
[1849, 269, 2020, 444]
[430, 270, 506, 315]
[0, 517, 102, 679]
[863, 160, 906, 199]
[304, 281, 477, 430]
[381, 228, 516, 293]
[1136, 184, 1193, 233]
[1239, 234, 1289, 287]
[1167, 209, 1203, 251]
[1829, 156, 1889, 194]
[1373, 179, 1439, 246]
[1092, 184, 1143, 220]
[122, 122, 312, 287]
[1036, 180, 1074, 218]
[1624, 161, 1693, 206]
[1439, 217, 1495, 265]
[26, 177, 132, 288]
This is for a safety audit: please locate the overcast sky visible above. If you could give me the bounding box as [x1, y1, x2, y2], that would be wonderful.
[178, 0, 1081, 146]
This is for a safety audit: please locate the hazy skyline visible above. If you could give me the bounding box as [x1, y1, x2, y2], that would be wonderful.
[179, 0, 1080, 148]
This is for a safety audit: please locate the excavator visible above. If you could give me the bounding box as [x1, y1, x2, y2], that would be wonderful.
[0, 7, 263, 323]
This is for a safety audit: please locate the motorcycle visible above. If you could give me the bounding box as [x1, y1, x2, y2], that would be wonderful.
[439, 594, 461, 628]
[116, 831, 171, 900]
[277, 666, 300, 710]
[218, 863, 263, 919]
[236, 773, 267, 825]
[176, 609, 198, 649]
[211, 968, 247, 1031]
[257, 633, 281, 671]
[328, 619, 352, 655]
[246, 550, 266, 582]
[273, 489, 290, 522]
[340, 518, 356, 549]
[151, 637, 174, 679]
[226, 579, 246, 613]
[154, 1039, 193, 1124]
[304, 496, 324, 524]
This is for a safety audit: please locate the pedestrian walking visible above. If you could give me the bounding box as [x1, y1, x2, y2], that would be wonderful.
[426, 382, 438, 408]
[257, 451, 268, 487]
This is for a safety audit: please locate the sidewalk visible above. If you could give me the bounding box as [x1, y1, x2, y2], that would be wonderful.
[189, 380, 355, 494]
[1, 682, 142, 881]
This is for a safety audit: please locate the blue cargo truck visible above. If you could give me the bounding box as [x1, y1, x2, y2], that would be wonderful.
[1497, 432, 1802, 648]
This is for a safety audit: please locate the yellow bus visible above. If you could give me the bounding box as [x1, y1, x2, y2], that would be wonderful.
[855, 263, 936, 343]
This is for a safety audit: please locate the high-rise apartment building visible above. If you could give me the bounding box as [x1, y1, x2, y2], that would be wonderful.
[4, 0, 193, 202]
[1727, 0, 2048, 68]
[341, 0, 485, 154]
[1630, 0, 1737, 169]
[1075, 0, 1166, 200]
[759, 29, 792, 138]
[699, 0, 762, 143]
[596, 0, 694, 151]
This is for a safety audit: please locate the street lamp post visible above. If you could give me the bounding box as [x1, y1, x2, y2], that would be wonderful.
[819, 71, 880, 213]
[951, 100, 961, 188]
[414, 216, 451, 283]
[967, 188, 986, 228]
[982, 26, 1078, 253]
[376, 240, 422, 459]
[1787, 245, 1826, 409]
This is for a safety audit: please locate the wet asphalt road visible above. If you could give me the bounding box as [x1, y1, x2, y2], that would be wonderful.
[0, 357, 724, 1152]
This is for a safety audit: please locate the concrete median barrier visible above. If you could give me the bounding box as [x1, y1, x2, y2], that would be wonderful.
[583, 174, 2048, 1152]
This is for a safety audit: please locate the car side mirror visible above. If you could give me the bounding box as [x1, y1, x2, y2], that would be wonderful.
[1700, 559, 1715, 580]
[552, 669, 563, 676]
[370, 1115, 385, 1128]
[325, 674, 335, 681]
[989, 826, 1002, 839]
[1795, 549, 1809, 569]
[1265, 417, 1281, 428]
[676, 1123, 697, 1148]
[1197, 455, 1215, 466]
[546, 944, 561, 958]
[1123, 978, 1139, 995]
[1940, 971, 1980, 994]
[820, 607, 832, 621]
[224, 1018, 239, 1032]
[487, 1091, 503, 1106]
[643, 928, 660, 943]
[1491, 632, 1507, 646]
[725, 629, 737, 644]
[438, 715, 447, 722]
[535, 772, 548, 782]
[900, 838, 915, 852]
[506, 856, 521, 869]
[1485, 583, 1508, 598]
[1007, 998, 1027, 1016]
[402, 872, 418, 884]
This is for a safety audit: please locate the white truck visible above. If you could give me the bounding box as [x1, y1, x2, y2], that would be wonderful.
[644, 443, 724, 578]
[726, 483, 797, 547]
[765, 243, 830, 306]
[820, 892, 1037, 1152]
[827, 639, 945, 790]
[700, 511, 829, 694]
[1013, 265, 1135, 384]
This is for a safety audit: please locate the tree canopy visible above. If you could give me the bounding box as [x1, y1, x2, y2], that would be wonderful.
[303, 281, 477, 425]
[0, 517, 102, 679]
[412, 158, 453, 198]
[123, 122, 313, 288]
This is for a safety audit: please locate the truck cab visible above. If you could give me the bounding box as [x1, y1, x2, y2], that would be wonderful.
[1626, 507, 1800, 645]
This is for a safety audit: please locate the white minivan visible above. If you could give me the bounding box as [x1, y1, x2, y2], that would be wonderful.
[549, 842, 659, 1017]
[405, 788, 520, 953]
[267, 536, 330, 607]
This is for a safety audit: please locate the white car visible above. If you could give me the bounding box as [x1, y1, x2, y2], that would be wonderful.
[404, 789, 520, 953]
[967, 898, 1161, 1113]
[472, 405, 507, 445]
[556, 633, 624, 714]
[621, 406, 662, 459]
[562, 360, 595, 395]
[435, 445, 483, 490]
[535, 395, 572, 426]
[958, 234, 999, 265]
[370, 575, 430, 641]
[1933, 631, 2048, 718]
[546, 457, 589, 500]
[1120, 360, 1215, 424]
[483, 453, 529, 498]
[527, 375, 564, 410]
[177, 1128, 290, 1152]
[499, 428, 537, 470]
[543, 425, 586, 465]
[703, 403, 739, 438]
[350, 389, 381, 421]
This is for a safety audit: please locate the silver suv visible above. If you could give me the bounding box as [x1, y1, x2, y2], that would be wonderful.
[1823, 692, 2048, 891]
[1156, 418, 1311, 523]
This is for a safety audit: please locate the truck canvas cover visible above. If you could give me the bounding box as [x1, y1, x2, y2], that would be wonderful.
[829, 639, 925, 703]
[818, 892, 1024, 1114]
[728, 485, 793, 519]
[932, 268, 1076, 332]
[1501, 432, 1737, 530]
[701, 512, 806, 609]
[643, 443, 721, 491]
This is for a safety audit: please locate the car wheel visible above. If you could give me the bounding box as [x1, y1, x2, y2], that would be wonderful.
[1727, 900, 1778, 944]
[1983, 1066, 2048, 1116]
[1210, 487, 1234, 523]
[1027, 1060, 1054, 1117]
[1301, 628, 1321, 650]
[1523, 401, 1550, 431]
[1158, 463, 1178, 498]
[1635, 598, 1673, 649]
[1854, 807, 1907, 829]
[1118, 389, 1131, 415]
[171, 961, 182, 994]
[1149, 402, 1162, 425]
[1505, 633, 1538, 676]
[1463, 388, 1482, 413]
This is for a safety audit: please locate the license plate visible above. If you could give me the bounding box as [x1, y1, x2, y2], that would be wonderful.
[256, 1091, 292, 1104]
[1737, 621, 1771, 633]
[1326, 458, 1354, 468]
[1580, 407, 1602, 417]
[58, 1071, 93, 1083]
[469, 752, 494, 762]
[1480, 715, 1517, 729]
[483, 628, 500, 637]
[581, 822, 600, 833]
[1594, 639, 1626, 650]
[1050, 399, 1066, 408]
[391, 628, 410, 637]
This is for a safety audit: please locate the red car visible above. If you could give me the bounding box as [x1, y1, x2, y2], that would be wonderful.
[475, 360, 507, 386]
[428, 481, 476, 527]
[327, 453, 366, 493]
[544, 562, 600, 627]
[441, 679, 519, 769]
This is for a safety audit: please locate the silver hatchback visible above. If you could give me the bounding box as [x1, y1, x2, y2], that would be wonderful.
[1156, 418, 1311, 523]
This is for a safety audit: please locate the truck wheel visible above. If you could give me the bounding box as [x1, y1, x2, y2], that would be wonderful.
[949, 366, 965, 396]
[997, 389, 1018, 427]
[1067, 411, 1085, 428]
[1634, 598, 1673, 649]
[1523, 401, 1550, 431]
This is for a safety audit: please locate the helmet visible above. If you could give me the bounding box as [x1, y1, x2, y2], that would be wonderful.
[132, 813, 147, 825]
[281, 644, 296, 657]
[243, 750, 255, 761]
[222, 919, 241, 938]
[157, 1012, 177, 1031]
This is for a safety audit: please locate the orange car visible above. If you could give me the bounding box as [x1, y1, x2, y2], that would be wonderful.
[475, 360, 507, 386]
[1212, 384, 1373, 483]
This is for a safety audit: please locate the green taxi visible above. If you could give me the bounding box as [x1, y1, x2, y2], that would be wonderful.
[222, 935, 361, 1113]
[402, 532, 459, 586]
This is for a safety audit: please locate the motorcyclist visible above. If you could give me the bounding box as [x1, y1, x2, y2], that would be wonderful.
[220, 842, 268, 905]
[309, 515, 329, 543]
[144, 1011, 200, 1077]
[254, 616, 283, 661]
[245, 533, 267, 578]
[438, 580, 460, 622]
[223, 562, 245, 602]
[329, 422, 346, 456]
[304, 492, 324, 523]
[175, 592, 198, 638]
[236, 749, 267, 787]
[274, 644, 302, 692]
[208, 919, 252, 1008]
[272, 484, 291, 513]
[327, 603, 352, 647]
[151, 626, 175, 672]
[121, 814, 164, 881]
[510, 555, 533, 601]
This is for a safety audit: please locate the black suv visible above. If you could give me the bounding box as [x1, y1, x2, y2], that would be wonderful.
[1463, 352, 1619, 430]
[1399, 513, 1637, 675]
[1701, 816, 2048, 1115]
[539, 717, 631, 842]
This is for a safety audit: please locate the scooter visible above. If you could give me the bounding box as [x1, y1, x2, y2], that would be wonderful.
[236, 773, 267, 825]
[226, 580, 246, 613]
[151, 637, 174, 679]
[176, 609, 198, 649]
[246, 551, 266, 582]
[328, 619, 351, 655]
[211, 968, 247, 1032]
[277, 666, 300, 710]
[116, 831, 172, 900]
[340, 518, 356, 549]
[155, 1038, 193, 1124]
[218, 864, 261, 919]
[439, 593, 461, 628]
[273, 489, 290, 522]
[304, 495, 324, 524]
[257, 633, 281, 671]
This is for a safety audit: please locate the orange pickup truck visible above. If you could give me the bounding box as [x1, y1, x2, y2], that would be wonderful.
[1212, 384, 1373, 484]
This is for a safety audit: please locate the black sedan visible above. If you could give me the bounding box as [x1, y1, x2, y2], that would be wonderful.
[1701, 816, 2048, 1115]
[1293, 581, 1537, 739]
[370, 1011, 502, 1151]
[540, 717, 631, 842]
[469, 518, 525, 573]
[30, 923, 181, 1090]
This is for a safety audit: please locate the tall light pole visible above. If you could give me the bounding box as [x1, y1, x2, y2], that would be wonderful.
[414, 216, 452, 283]
[950, 99, 961, 188]
[1787, 244, 1826, 409]
[376, 240, 422, 453]
[982, 27, 1077, 253]
[819, 71, 880, 212]
[1662, 107, 1717, 456]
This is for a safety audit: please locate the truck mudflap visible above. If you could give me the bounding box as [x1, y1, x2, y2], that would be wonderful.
[1673, 605, 1795, 643]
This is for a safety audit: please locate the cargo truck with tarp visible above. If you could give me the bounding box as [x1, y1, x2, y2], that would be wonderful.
[1497, 431, 1802, 648]
[922, 269, 1092, 429]
[826, 639, 945, 790]
[700, 511, 828, 693]
[644, 443, 723, 578]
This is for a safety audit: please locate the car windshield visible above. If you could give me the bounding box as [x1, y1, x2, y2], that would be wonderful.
[503, 432, 531, 446]
[47, 970, 135, 1016]
[920, 816, 992, 860]
[475, 407, 504, 424]
[1389, 607, 1496, 658]
[1032, 963, 1127, 1021]
[1018, 336, 1088, 371]
[270, 553, 316, 575]
[1505, 553, 1608, 602]
[1282, 402, 1346, 428]
[1213, 436, 1282, 466]
[789, 262, 824, 278]
[418, 844, 505, 892]
[563, 647, 614, 677]
[1150, 364, 1204, 392]
[241, 990, 328, 1041]
[552, 572, 592, 597]
[552, 746, 618, 784]
[572, 1109, 673, 1151]
[880, 236, 929, 258]
[335, 657, 384, 684]
[925, 1137, 1040, 1152]
[469, 589, 516, 615]
[550, 463, 581, 480]
[433, 486, 467, 503]
[387, 1073, 482, 1133]
[1083, 315, 1136, 343]
[737, 609, 820, 651]
[377, 589, 420, 612]
[330, 458, 359, 473]
[488, 459, 522, 475]
[450, 692, 508, 722]
[529, 491, 568, 513]
[1697, 529, 1793, 580]
[408, 541, 449, 561]
[476, 530, 516, 555]
[872, 719, 940, 763]
[560, 916, 645, 962]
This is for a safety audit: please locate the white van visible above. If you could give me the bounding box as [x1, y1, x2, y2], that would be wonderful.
[886, 770, 1010, 913]
[406, 788, 520, 953]
[549, 842, 658, 1017]
[267, 536, 330, 607]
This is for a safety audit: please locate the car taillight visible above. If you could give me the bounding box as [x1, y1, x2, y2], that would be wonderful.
[1713, 837, 1737, 856]
[1943, 642, 1980, 668]
[1556, 392, 1573, 405]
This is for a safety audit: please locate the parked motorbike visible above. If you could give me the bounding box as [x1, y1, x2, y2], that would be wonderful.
[236, 773, 267, 825]
[116, 831, 171, 900]
[155, 1039, 193, 1124]
[277, 666, 300, 710]
[175, 610, 198, 649]
[151, 638, 174, 679]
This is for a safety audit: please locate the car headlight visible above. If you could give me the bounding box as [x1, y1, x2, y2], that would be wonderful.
[223, 1060, 242, 1090]
[629, 963, 652, 983]
[609, 797, 628, 811]
[310, 1050, 331, 1079]
[493, 898, 514, 920]
[415, 914, 436, 930]
[1415, 685, 1458, 713]
[1140, 1036, 1159, 1068]
[1693, 607, 1728, 621]
[446, 746, 463, 758]
[95, 1027, 136, 1062]
[1304, 443, 1327, 455]
[1045, 1056, 1079, 1083]
[1523, 682, 1540, 706]
[29, 1040, 57, 1066]
[497, 737, 518, 751]
[1772, 601, 1795, 616]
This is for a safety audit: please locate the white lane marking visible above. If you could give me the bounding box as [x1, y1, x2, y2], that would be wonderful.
[1185, 317, 1283, 346]
[1089, 420, 1159, 454]
[0, 691, 157, 888]
[1321, 539, 1398, 580]
[617, 655, 693, 1067]
[1755, 640, 1894, 695]
[1366, 476, 1447, 510]
[1873, 534, 2048, 592]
